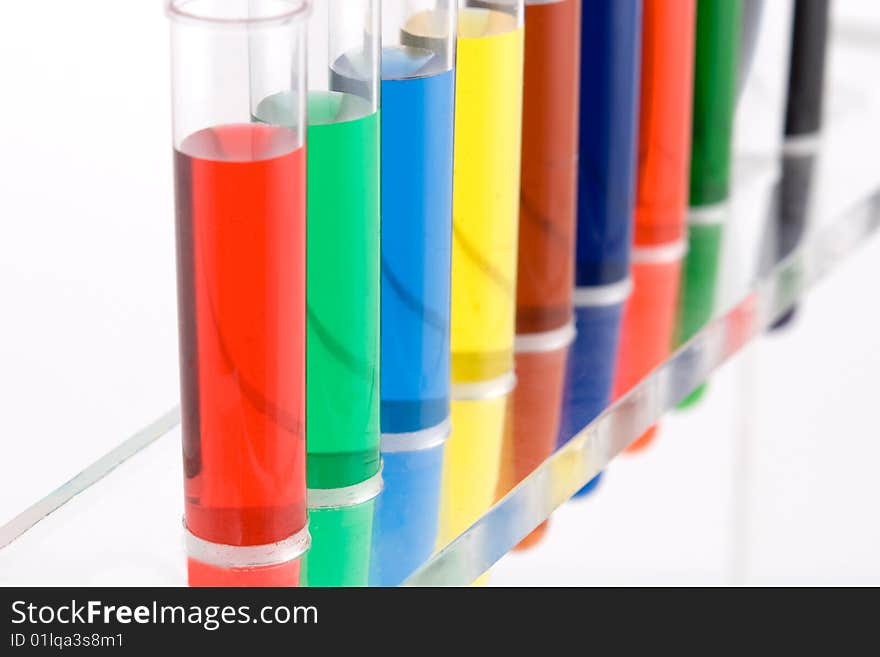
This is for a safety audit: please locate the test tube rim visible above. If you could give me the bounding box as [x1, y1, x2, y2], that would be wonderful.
[166, 0, 311, 29]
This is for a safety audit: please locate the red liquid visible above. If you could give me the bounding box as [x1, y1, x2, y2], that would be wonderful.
[174, 124, 307, 549]
[516, 0, 581, 334]
[634, 0, 696, 246]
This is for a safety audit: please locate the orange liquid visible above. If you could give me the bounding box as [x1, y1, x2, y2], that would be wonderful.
[516, 0, 581, 334]
[634, 0, 696, 246]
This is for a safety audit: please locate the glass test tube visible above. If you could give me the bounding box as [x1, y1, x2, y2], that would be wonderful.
[446, 0, 525, 389]
[381, 1, 456, 435]
[263, 0, 383, 492]
[575, 0, 642, 289]
[257, 1, 382, 586]
[168, 0, 310, 586]
[516, 0, 582, 336]
[634, 0, 696, 247]
[690, 0, 742, 209]
[567, 0, 641, 496]
[368, 0, 457, 586]
[677, 0, 740, 408]
[624, 0, 694, 446]
[769, 0, 829, 330]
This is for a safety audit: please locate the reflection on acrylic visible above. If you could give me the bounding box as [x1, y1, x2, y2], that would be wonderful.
[558, 304, 624, 497]
[616, 246, 685, 452]
[438, 393, 510, 584]
[496, 339, 572, 549]
[369, 438, 446, 587]
[674, 222, 723, 408]
[302, 500, 375, 587]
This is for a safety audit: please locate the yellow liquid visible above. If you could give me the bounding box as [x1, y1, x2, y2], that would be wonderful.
[437, 394, 509, 585]
[451, 9, 525, 384]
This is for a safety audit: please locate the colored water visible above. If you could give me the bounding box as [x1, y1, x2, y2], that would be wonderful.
[576, 0, 642, 286]
[449, 9, 525, 383]
[517, 0, 581, 334]
[635, 0, 695, 246]
[174, 124, 307, 546]
[690, 0, 742, 207]
[370, 46, 455, 433]
[255, 89, 382, 489]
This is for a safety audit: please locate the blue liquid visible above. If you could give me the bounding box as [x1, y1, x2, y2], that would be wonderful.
[379, 48, 455, 433]
[576, 0, 643, 286]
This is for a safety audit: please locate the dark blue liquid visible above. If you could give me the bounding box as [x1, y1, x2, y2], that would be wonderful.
[576, 0, 643, 286]
[380, 50, 455, 433]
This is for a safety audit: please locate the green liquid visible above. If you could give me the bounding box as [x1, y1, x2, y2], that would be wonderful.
[256, 91, 381, 489]
[674, 222, 723, 408]
[690, 0, 742, 207]
[302, 501, 374, 587]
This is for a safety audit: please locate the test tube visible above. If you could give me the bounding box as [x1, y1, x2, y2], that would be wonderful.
[368, 0, 457, 587]
[516, 0, 581, 336]
[445, 0, 525, 392]
[567, 0, 642, 497]
[510, 0, 580, 511]
[626, 0, 694, 451]
[634, 0, 696, 247]
[168, 0, 310, 586]
[615, 242, 686, 453]
[257, 1, 383, 586]
[677, 0, 741, 408]
[382, 2, 456, 435]
[690, 0, 742, 210]
[769, 0, 829, 330]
